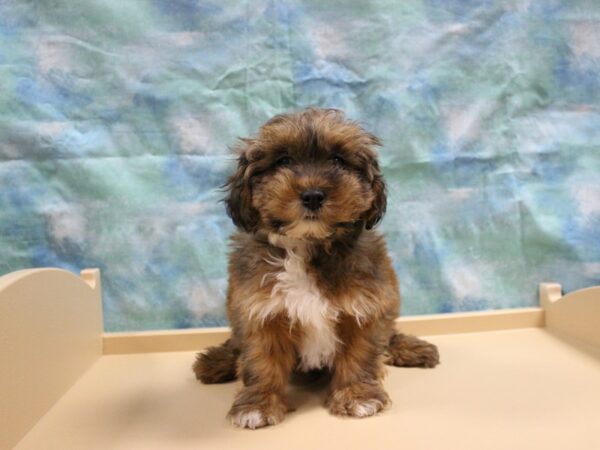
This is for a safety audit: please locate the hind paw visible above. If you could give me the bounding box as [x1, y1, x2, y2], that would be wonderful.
[385, 334, 440, 368]
[192, 340, 239, 383]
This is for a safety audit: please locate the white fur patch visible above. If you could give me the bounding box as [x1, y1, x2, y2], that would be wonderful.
[231, 410, 264, 429]
[251, 235, 339, 370]
[352, 399, 384, 417]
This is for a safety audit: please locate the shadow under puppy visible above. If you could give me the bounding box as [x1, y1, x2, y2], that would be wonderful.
[193, 108, 439, 429]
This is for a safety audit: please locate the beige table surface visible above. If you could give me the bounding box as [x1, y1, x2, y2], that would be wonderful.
[16, 328, 600, 450]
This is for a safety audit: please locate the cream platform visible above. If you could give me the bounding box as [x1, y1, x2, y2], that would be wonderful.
[1, 268, 600, 449]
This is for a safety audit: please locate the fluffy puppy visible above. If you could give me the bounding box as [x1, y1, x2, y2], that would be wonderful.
[193, 108, 439, 429]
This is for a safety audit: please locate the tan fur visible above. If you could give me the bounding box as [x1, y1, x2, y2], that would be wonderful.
[192, 108, 439, 428]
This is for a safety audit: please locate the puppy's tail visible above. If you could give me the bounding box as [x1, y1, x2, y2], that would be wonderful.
[193, 339, 240, 384]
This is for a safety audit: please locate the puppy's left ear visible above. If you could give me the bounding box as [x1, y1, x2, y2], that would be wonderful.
[363, 135, 387, 230]
[365, 160, 387, 230]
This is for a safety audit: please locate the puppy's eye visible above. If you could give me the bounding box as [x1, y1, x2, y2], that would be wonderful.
[276, 156, 291, 166]
[332, 155, 345, 166]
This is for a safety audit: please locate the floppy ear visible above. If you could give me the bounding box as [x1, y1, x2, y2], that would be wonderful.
[361, 134, 386, 229]
[224, 142, 260, 232]
[364, 157, 387, 230]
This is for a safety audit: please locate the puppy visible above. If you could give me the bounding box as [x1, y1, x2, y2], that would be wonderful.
[193, 108, 439, 429]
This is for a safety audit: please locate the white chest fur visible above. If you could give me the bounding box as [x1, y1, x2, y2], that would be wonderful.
[254, 236, 339, 370]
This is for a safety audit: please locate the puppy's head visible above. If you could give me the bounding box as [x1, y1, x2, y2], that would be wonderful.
[224, 108, 386, 241]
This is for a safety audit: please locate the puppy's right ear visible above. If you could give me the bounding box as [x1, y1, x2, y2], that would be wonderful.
[224, 141, 260, 232]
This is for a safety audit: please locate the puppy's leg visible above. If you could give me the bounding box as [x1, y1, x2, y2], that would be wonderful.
[327, 319, 391, 418]
[228, 319, 296, 429]
[384, 333, 440, 368]
[193, 339, 239, 384]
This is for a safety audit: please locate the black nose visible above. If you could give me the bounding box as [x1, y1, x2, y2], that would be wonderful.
[301, 189, 325, 211]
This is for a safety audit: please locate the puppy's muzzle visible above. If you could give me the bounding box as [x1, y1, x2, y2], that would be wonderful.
[301, 189, 326, 211]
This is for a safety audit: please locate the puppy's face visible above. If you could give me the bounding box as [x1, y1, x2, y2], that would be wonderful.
[225, 109, 386, 240]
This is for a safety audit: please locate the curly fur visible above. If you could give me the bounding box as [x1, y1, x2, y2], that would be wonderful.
[193, 108, 439, 428]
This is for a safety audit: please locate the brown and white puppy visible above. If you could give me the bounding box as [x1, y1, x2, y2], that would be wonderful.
[193, 108, 439, 429]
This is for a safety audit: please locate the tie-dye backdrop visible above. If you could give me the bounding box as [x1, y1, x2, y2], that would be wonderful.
[1, 1, 599, 331]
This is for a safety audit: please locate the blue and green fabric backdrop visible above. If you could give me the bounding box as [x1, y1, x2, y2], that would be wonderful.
[1, 0, 599, 331]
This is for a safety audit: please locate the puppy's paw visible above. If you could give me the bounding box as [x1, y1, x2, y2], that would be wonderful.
[385, 333, 440, 368]
[327, 383, 391, 418]
[228, 403, 286, 429]
[229, 409, 271, 429]
[192, 339, 239, 384]
[227, 389, 287, 429]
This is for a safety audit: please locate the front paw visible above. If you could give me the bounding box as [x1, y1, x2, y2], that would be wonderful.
[326, 383, 391, 418]
[227, 388, 287, 429]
